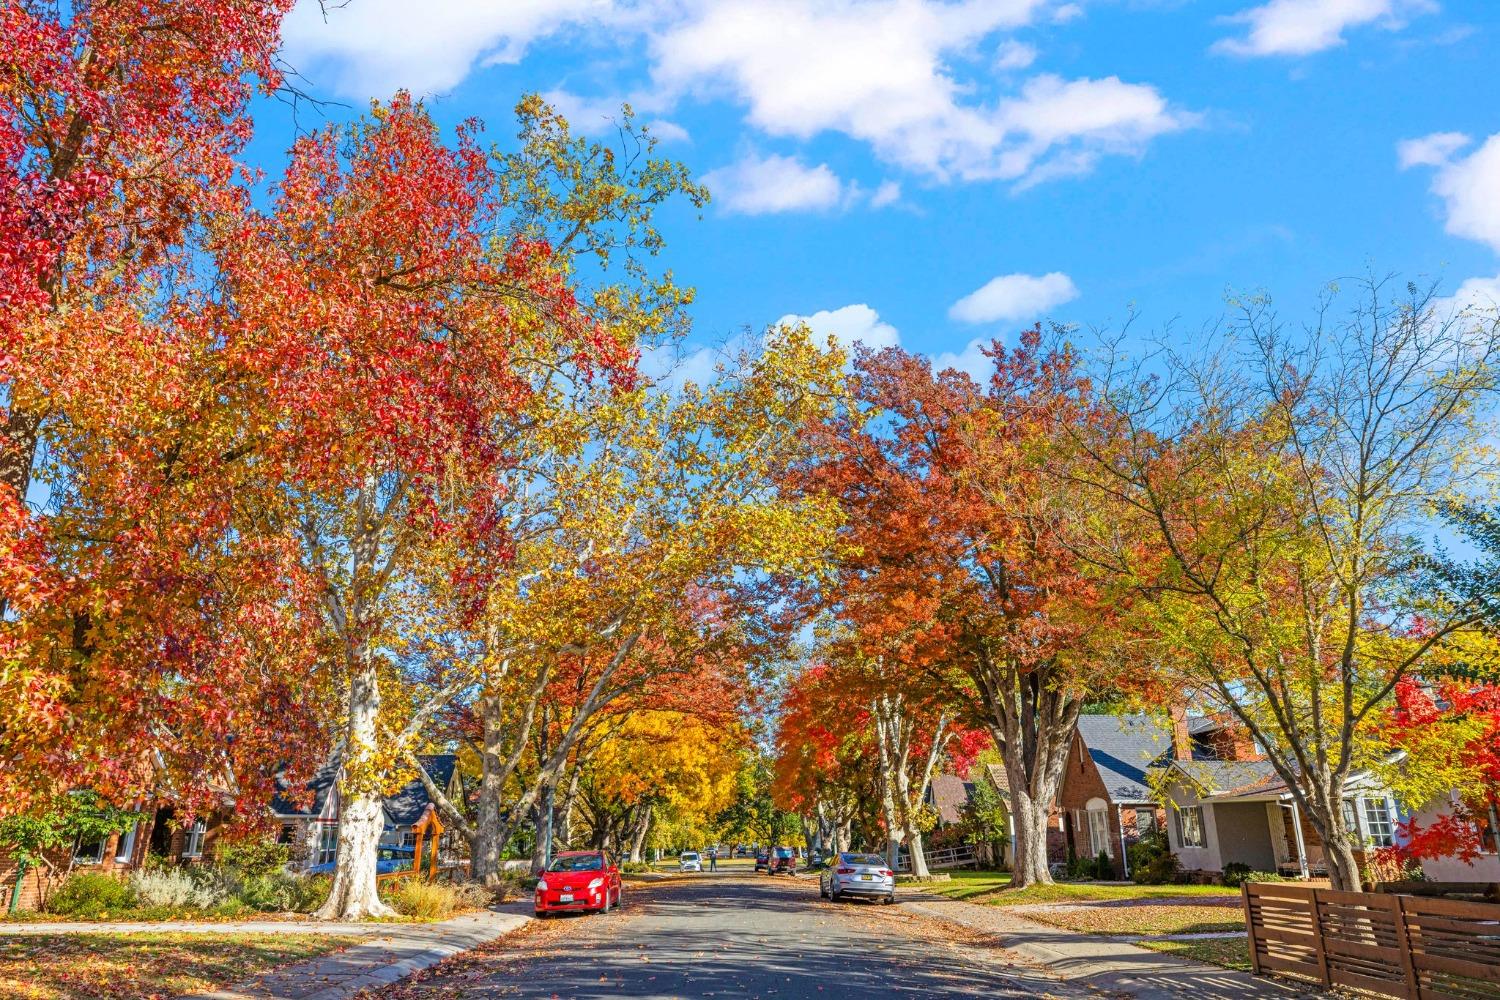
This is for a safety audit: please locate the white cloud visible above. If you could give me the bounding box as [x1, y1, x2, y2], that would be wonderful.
[648, 1, 1189, 186]
[1397, 131, 1471, 169]
[949, 271, 1079, 324]
[542, 89, 691, 143]
[1403, 133, 1500, 255]
[931, 337, 999, 380]
[870, 180, 903, 208]
[1433, 274, 1500, 320]
[286, 0, 1188, 190]
[701, 152, 846, 215]
[777, 304, 901, 353]
[281, 0, 621, 97]
[995, 39, 1038, 70]
[1215, 0, 1436, 57]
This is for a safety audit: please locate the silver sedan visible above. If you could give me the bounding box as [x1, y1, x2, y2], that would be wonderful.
[819, 852, 897, 904]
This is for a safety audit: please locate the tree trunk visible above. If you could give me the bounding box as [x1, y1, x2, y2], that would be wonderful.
[314, 664, 395, 920]
[555, 767, 582, 851]
[628, 804, 652, 863]
[470, 692, 506, 883]
[905, 827, 930, 877]
[1007, 785, 1052, 887]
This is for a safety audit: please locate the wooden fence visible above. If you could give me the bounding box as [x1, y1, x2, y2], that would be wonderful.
[1242, 881, 1500, 999]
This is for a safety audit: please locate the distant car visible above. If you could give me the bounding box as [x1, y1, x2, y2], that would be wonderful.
[534, 850, 622, 918]
[820, 852, 896, 904]
[679, 851, 703, 872]
[754, 848, 770, 872]
[768, 845, 798, 875]
[306, 844, 413, 876]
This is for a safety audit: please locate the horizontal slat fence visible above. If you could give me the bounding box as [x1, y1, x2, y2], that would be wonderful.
[1243, 882, 1500, 999]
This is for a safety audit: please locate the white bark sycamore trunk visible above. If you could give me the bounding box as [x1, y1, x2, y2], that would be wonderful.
[872, 693, 947, 878]
[628, 804, 652, 863]
[314, 665, 396, 920]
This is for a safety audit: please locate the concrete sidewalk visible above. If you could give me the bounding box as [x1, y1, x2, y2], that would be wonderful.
[177, 906, 532, 1000]
[899, 894, 1325, 999]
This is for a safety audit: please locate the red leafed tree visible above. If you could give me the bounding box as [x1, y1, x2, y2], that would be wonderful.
[785, 330, 1149, 886]
[0, 1, 337, 822]
[1380, 676, 1500, 865]
[216, 94, 635, 919]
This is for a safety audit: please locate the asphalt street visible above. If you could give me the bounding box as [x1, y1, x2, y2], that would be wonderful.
[364, 873, 1092, 1000]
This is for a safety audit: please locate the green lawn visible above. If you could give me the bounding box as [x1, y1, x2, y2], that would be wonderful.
[1019, 903, 1245, 936]
[0, 932, 363, 1000]
[918, 870, 1015, 901]
[920, 873, 1237, 907]
[1139, 936, 1252, 972]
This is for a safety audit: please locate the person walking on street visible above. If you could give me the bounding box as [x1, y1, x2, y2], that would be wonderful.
[709, 847, 718, 872]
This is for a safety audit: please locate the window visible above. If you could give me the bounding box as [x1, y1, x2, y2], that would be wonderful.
[1341, 799, 1360, 836]
[400, 830, 417, 848]
[1088, 809, 1112, 858]
[74, 836, 105, 865]
[317, 823, 338, 866]
[1363, 799, 1395, 848]
[277, 824, 295, 846]
[182, 819, 206, 859]
[1136, 809, 1158, 838]
[1176, 806, 1206, 848]
[114, 822, 139, 864]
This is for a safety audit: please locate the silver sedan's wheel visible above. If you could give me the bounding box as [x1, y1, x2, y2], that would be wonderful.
[883, 894, 895, 905]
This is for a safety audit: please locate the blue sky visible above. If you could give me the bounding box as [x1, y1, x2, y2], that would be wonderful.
[251, 0, 1500, 375]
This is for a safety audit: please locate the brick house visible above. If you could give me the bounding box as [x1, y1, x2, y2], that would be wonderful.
[1, 801, 225, 912]
[1049, 714, 1174, 878]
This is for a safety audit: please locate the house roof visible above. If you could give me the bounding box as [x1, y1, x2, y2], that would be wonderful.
[383, 754, 459, 828]
[270, 760, 340, 818]
[1076, 714, 1175, 804]
[982, 762, 1011, 796]
[1169, 759, 1282, 798]
[929, 773, 973, 825]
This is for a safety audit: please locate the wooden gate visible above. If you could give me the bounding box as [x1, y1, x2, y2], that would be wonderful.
[1242, 881, 1500, 999]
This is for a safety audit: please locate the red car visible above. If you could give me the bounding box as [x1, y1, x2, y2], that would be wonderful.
[534, 851, 623, 918]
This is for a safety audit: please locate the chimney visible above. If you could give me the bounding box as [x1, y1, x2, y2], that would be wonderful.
[1169, 704, 1193, 761]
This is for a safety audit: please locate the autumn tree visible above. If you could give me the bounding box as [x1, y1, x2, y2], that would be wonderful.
[0, 0, 346, 821]
[786, 333, 1143, 886]
[1079, 278, 1500, 891]
[413, 324, 846, 880]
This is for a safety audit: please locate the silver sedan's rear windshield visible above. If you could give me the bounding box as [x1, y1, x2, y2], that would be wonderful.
[841, 853, 886, 866]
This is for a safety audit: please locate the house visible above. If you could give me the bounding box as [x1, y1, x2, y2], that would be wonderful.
[1162, 757, 1500, 882]
[926, 773, 973, 829]
[271, 754, 465, 869]
[1049, 714, 1175, 878]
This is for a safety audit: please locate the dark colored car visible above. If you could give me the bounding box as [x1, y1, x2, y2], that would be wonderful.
[754, 848, 770, 872]
[768, 845, 798, 875]
[534, 850, 623, 917]
[306, 844, 414, 876]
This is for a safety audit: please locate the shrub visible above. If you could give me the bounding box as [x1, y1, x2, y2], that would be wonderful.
[1064, 854, 1097, 880]
[619, 861, 654, 874]
[1245, 870, 1285, 884]
[128, 868, 229, 910]
[215, 840, 290, 878]
[1128, 831, 1169, 883]
[384, 878, 491, 920]
[1221, 862, 1254, 888]
[1135, 850, 1181, 885]
[45, 872, 135, 917]
[1096, 850, 1114, 879]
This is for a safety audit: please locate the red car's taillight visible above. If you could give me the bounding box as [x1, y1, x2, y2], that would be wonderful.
[836, 867, 855, 874]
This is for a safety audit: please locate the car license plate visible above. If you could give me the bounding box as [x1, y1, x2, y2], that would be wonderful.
[860, 874, 873, 880]
[559, 893, 573, 902]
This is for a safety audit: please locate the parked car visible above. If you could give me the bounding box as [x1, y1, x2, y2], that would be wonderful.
[819, 852, 896, 904]
[534, 850, 622, 918]
[679, 850, 703, 872]
[306, 844, 414, 876]
[754, 848, 770, 872]
[768, 845, 798, 875]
